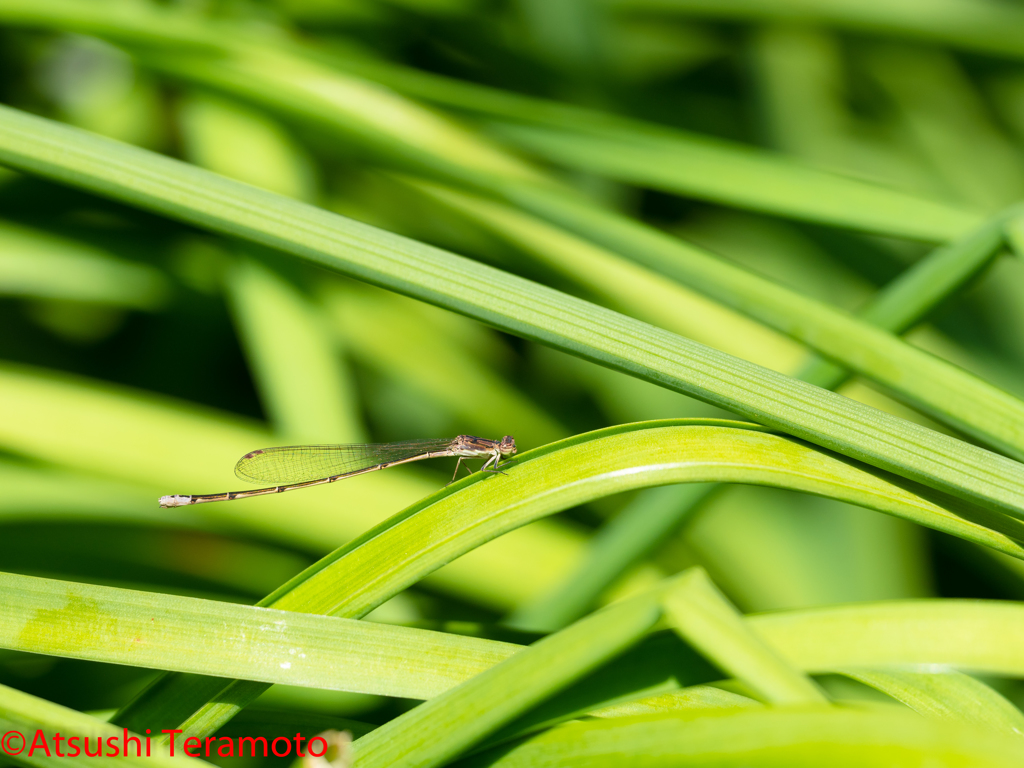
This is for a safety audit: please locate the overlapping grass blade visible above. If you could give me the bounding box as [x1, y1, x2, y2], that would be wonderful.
[350, 583, 665, 768]
[495, 180, 1024, 460]
[515, 213, 999, 627]
[13, 571, 1024, 701]
[0, 0, 985, 240]
[0, 571, 744, 730]
[2, 106, 1024, 521]
[7, 10, 1024, 459]
[663, 569, 826, 704]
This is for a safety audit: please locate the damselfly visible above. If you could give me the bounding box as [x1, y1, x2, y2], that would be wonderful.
[159, 435, 516, 507]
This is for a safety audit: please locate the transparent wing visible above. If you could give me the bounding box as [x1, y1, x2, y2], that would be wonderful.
[234, 439, 455, 484]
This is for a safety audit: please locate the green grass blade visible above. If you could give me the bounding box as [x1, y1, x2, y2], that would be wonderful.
[2, 105, 1024, 520]
[406, 178, 805, 372]
[508, 485, 714, 630]
[0, 682, 210, 768]
[752, 601, 1024, 675]
[796, 215, 1010, 388]
[612, 0, 1024, 61]
[460, 707, 1024, 768]
[351, 584, 665, 768]
[0, 219, 168, 307]
[225, 257, 366, 443]
[322, 284, 566, 447]
[0, 571, 518, 699]
[496, 180, 1024, 461]
[663, 569, 827, 704]
[838, 669, 1024, 734]
[487, 120, 982, 240]
[0, 571, 733, 736]
[515, 211, 996, 627]
[10, 569, 1024, 732]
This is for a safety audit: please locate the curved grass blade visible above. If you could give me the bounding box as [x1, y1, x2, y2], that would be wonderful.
[1, 106, 1023, 522]
[459, 707, 1024, 768]
[515, 215, 1004, 628]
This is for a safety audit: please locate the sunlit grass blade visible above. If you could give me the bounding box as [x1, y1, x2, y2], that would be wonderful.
[663, 568, 827, 704]
[351, 583, 666, 768]
[3, 105, 1024, 523]
[517, 212, 1000, 626]
[112, 418, 1024, 738]
[0, 571, 730, 731]
[837, 669, 1024, 734]
[11, 570, 1024, 734]
[460, 707, 1024, 768]
[9, 4, 1024, 460]
[0, 571, 517, 699]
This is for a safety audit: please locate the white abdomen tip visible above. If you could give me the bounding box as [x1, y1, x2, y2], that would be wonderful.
[159, 495, 190, 508]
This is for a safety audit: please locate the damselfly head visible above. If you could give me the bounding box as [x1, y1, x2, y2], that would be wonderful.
[499, 435, 516, 455]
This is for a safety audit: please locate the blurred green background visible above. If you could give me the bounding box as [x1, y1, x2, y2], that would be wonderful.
[3, 0, 1024, 736]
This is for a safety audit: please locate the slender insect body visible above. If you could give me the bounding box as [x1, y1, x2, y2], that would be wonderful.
[158, 435, 517, 507]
